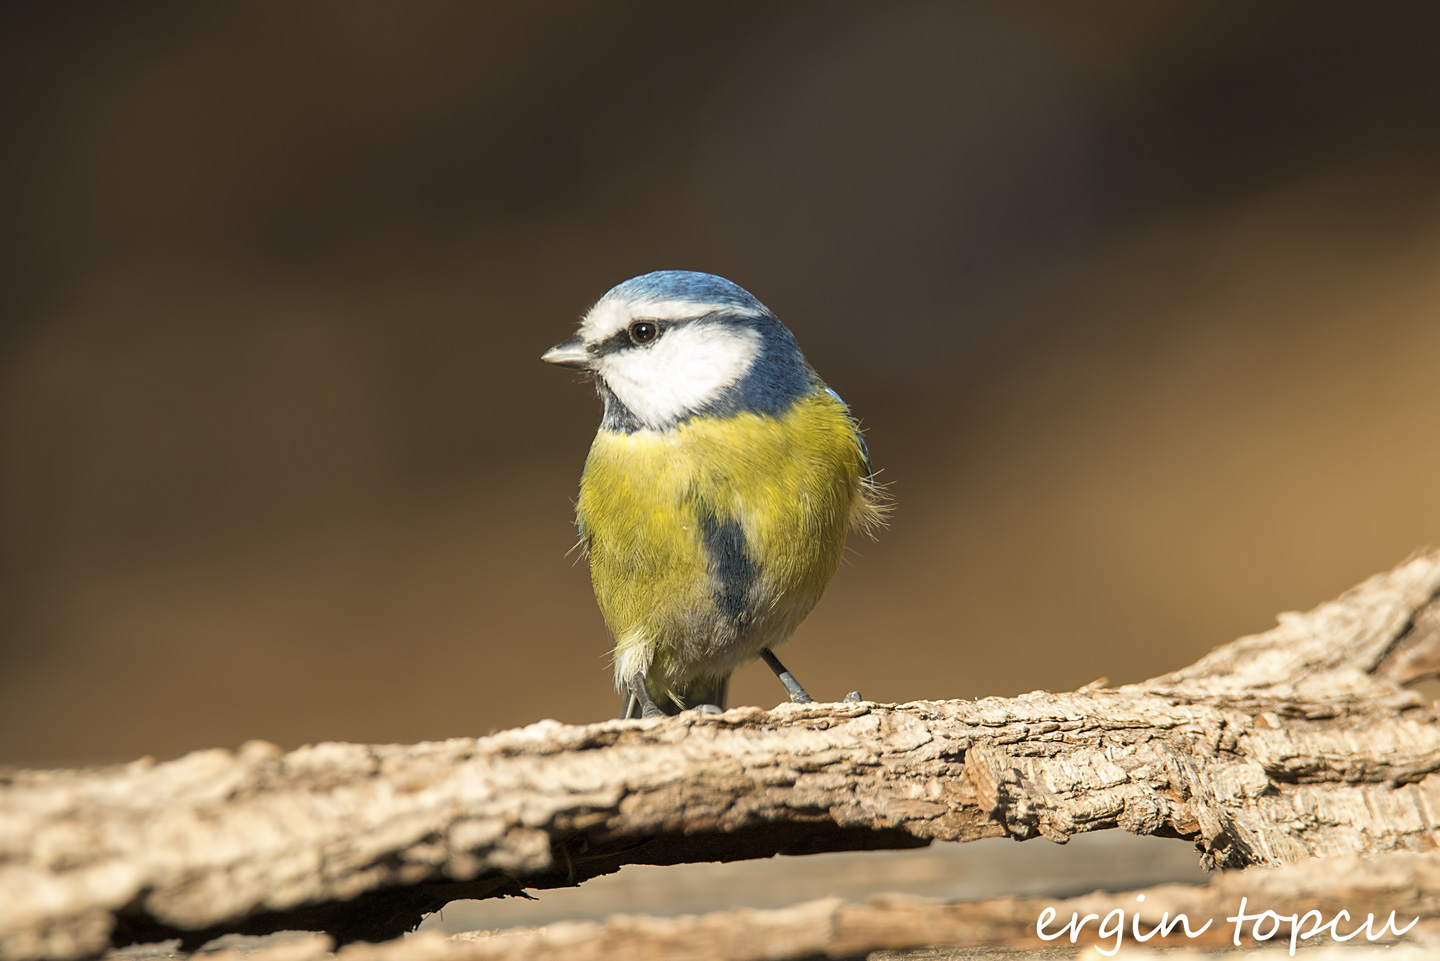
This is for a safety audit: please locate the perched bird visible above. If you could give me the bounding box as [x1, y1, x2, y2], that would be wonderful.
[543, 271, 884, 719]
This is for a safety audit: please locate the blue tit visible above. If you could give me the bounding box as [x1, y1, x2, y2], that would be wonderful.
[543, 270, 884, 719]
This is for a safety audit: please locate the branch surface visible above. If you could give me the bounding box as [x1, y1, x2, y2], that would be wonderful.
[3, 551, 1439, 961]
[180, 848, 1440, 961]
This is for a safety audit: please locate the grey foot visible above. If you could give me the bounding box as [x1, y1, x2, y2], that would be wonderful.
[759, 648, 814, 704]
[695, 703, 724, 715]
[623, 674, 666, 719]
[843, 691, 863, 703]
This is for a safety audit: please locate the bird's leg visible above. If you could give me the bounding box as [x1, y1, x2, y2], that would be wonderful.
[759, 648, 814, 704]
[624, 673, 666, 719]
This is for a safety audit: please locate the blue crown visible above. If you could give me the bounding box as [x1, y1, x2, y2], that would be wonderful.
[606, 270, 770, 316]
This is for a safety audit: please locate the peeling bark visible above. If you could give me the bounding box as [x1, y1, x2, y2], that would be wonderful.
[3, 551, 1440, 961]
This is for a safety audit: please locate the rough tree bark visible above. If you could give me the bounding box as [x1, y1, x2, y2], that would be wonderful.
[2, 550, 1439, 961]
[128, 848, 1440, 961]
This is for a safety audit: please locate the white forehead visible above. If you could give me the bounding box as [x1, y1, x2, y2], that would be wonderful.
[580, 292, 762, 342]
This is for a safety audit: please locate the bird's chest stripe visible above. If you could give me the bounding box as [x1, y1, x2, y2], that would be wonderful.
[696, 501, 757, 624]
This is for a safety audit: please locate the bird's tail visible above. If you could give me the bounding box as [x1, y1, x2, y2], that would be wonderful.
[619, 675, 730, 718]
[676, 675, 729, 713]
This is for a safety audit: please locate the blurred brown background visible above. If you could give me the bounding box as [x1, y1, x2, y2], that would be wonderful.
[3, 2, 1439, 767]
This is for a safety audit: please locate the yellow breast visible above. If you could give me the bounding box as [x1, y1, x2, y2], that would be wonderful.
[576, 389, 878, 691]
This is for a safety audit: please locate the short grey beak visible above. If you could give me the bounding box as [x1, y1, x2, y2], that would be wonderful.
[541, 336, 591, 370]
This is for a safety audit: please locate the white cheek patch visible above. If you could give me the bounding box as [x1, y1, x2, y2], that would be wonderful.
[598, 324, 761, 429]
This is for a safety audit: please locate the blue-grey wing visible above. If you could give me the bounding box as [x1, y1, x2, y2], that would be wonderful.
[824, 387, 874, 484]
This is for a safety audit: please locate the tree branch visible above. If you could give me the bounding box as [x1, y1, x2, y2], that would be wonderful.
[3, 551, 1439, 961]
[181, 847, 1440, 961]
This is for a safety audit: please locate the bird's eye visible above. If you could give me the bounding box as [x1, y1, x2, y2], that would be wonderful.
[628, 321, 659, 345]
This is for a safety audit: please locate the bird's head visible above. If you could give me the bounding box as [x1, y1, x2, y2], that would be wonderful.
[543, 271, 814, 432]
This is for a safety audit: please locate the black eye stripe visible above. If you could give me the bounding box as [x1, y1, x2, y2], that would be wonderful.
[593, 320, 667, 357]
